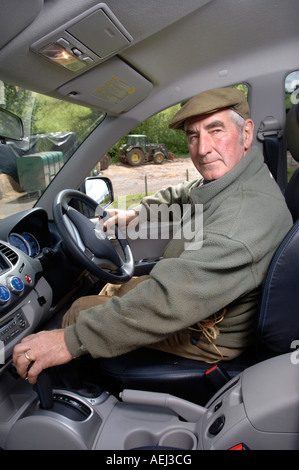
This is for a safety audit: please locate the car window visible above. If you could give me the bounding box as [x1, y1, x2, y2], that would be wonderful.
[285, 71, 299, 179]
[0, 80, 105, 219]
[104, 84, 248, 209]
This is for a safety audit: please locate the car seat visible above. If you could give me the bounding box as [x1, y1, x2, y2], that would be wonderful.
[95, 104, 299, 406]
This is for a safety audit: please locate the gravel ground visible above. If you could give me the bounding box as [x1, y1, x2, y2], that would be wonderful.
[105, 152, 299, 198]
[0, 157, 200, 218]
[3, 153, 297, 218]
[101, 157, 200, 197]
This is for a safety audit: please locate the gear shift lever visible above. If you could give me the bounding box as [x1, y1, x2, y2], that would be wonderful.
[34, 369, 54, 410]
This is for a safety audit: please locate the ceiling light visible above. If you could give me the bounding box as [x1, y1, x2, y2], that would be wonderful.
[39, 43, 86, 72]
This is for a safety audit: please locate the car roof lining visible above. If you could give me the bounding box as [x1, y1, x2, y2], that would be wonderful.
[0, 1, 210, 100]
[1, 0, 299, 115]
[0, 0, 44, 50]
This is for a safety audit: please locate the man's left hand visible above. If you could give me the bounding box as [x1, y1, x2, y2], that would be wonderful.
[13, 329, 73, 384]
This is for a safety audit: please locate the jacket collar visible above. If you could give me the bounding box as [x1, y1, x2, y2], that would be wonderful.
[189, 146, 263, 205]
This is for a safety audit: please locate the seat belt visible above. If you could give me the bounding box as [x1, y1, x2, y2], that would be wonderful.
[257, 116, 284, 183]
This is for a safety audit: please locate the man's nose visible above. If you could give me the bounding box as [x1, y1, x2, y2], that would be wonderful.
[198, 133, 212, 155]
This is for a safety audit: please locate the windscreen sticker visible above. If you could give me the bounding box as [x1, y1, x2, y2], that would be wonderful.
[93, 76, 135, 104]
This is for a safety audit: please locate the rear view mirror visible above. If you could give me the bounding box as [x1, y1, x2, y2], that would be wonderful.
[0, 107, 24, 141]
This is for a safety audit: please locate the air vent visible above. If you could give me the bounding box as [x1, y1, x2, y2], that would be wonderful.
[0, 243, 19, 266]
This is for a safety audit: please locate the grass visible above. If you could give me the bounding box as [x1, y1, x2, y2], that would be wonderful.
[112, 192, 154, 209]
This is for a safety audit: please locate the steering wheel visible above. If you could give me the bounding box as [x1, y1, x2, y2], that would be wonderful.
[53, 189, 134, 283]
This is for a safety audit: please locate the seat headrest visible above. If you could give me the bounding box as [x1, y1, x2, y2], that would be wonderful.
[286, 104, 299, 162]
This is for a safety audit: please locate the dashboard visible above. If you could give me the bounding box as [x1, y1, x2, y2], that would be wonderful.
[0, 208, 54, 316]
[0, 237, 51, 365]
[0, 207, 83, 368]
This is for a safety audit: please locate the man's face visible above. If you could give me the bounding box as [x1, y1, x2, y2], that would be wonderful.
[185, 109, 254, 181]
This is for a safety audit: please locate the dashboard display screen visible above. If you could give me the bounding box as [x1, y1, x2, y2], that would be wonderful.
[9, 233, 40, 257]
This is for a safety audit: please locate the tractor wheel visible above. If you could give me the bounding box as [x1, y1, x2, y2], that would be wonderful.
[118, 152, 127, 164]
[153, 151, 165, 164]
[127, 148, 145, 166]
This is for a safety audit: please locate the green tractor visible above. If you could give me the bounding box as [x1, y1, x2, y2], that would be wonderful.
[118, 134, 174, 166]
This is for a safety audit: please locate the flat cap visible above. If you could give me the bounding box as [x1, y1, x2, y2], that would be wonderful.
[169, 87, 250, 130]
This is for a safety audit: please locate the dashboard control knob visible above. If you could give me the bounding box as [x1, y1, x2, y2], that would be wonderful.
[7, 276, 24, 294]
[0, 285, 11, 304]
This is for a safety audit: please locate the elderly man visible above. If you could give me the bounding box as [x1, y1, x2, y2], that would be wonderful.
[13, 87, 293, 384]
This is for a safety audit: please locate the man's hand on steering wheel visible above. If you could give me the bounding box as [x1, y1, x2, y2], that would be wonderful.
[101, 208, 138, 237]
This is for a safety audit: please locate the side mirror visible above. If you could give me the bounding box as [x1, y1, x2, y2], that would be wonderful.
[81, 176, 114, 207]
[0, 107, 24, 141]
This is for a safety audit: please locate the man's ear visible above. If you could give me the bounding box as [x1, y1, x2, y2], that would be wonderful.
[243, 119, 254, 151]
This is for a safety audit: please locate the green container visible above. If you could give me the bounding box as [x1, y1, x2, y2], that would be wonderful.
[17, 151, 64, 192]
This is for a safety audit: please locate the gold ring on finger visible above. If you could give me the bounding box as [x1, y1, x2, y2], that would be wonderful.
[24, 351, 32, 362]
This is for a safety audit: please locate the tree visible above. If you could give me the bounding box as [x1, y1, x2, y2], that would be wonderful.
[2, 83, 104, 142]
[31, 95, 104, 142]
[110, 103, 189, 158]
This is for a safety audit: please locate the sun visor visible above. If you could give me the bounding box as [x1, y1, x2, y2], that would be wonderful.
[57, 57, 153, 114]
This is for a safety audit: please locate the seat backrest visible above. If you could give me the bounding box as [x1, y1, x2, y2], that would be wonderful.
[256, 103, 299, 359]
[256, 220, 299, 359]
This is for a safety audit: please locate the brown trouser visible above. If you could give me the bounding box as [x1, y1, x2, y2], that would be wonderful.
[62, 276, 238, 362]
[62, 276, 150, 327]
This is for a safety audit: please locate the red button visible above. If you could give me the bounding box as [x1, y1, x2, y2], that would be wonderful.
[229, 443, 248, 450]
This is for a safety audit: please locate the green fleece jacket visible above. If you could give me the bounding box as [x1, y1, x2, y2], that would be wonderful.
[65, 147, 293, 361]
